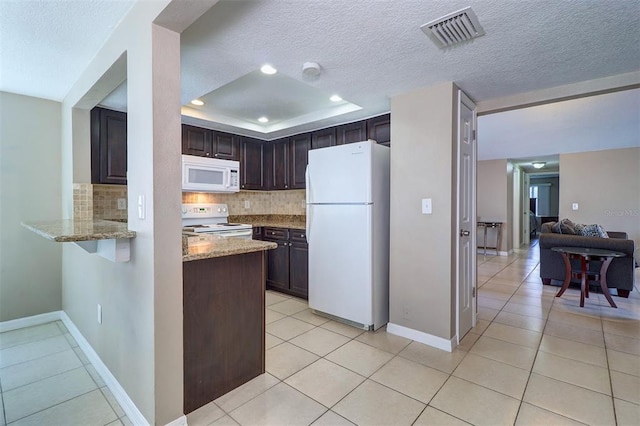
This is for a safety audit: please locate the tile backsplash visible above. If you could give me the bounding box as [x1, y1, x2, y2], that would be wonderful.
[73, 183, 127, 221]
[73, 184, 305, 220]
[182, 190, 306, 215]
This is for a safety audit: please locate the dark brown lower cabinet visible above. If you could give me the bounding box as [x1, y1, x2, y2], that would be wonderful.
[261, 227, 308, 299]
[183, 252, 266, 414]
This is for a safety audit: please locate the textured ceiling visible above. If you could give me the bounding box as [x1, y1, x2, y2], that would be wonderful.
[0, 0, 135, 101]
[1, 0, 639, 142]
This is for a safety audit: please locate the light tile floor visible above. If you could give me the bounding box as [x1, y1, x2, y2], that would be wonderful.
[0, 321, 131, 425]
[189, 241, 640, 426]
[2, 241, 639, 425]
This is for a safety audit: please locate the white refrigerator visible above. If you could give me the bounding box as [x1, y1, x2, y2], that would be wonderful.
[306, 140, 390, 330]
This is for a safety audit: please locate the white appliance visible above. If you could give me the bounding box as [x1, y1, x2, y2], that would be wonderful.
[306, 140, 390, 330]
[182, 154, 240, 193]
[182, 203, 252, 239]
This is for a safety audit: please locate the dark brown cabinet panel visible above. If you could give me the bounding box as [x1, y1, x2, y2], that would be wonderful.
[91, 107, 127, 185]
[265, 139, 290, 190]
[367, 114, 391, 146]
[182, 124, 212, 157]
[240, 137, 264, 190]
[183, 252, 265, 414]
[289, 230, 309, 298]
[212, 131, 240, 160]
[289, 133, 310, 189]
[262, 227, 290, 292]
[311, 128, 337, 150]
[261, 227, 308, 299]
[252, 226, 262, 239]
[337, 121, 367, 145]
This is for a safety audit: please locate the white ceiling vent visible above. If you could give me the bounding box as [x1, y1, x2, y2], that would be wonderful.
[421, 7, 485, 48]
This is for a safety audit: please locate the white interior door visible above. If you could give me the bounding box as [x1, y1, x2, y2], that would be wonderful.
[523, 173, 530, 244]
[457, 90, 476, 343]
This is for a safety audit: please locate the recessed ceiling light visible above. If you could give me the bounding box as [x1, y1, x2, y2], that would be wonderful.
[532, 161, 546, 169]
[258, 116, 269, 123]
[190, 99, 204, 106]
[260, 64, 277, 75]
[330, 95, 343, 102]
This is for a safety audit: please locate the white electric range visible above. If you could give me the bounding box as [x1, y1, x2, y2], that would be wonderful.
[182, 203, 252, 239]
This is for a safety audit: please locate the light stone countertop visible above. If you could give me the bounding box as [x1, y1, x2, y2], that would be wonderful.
[183, 234, 277, 262]
[21, 219, 136, 242]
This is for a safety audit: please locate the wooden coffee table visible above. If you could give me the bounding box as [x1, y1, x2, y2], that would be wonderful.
[551, 246, 625, 308]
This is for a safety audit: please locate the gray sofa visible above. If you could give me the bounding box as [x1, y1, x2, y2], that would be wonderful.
[538, 222, 636, 297]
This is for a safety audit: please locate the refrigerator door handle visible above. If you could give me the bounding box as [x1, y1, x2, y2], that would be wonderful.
[306, 203, 311, 244]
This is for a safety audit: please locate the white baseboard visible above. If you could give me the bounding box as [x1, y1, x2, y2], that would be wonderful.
[165, 415, 188, 426]
[0, 311, 62, 332]
[387, 322, 456, 352]
[59, 312, 149, 426]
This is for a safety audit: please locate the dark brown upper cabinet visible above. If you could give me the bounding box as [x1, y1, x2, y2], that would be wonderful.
[91, 107, 127, 185]
[181, 125, 239, 160]
[265, 139, 290, 190]
[212, 131, 240, 161]
[182, 124, 212, 157]
[336, 121, 367, 145]
[240, 137, 264, 190]
[289, 133, 310, 189]
[367, 114, 391, 146]
[311, 127, 337, 150]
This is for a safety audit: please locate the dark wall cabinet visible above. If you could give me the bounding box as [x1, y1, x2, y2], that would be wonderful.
[367, 114, 391, 146]
[240, 138, 264, 190]
[91, 107, 127, 185]
[337, 121, 367, 145]
[182, 124, 240, 161]
[289, 133, 310, 189]
[311, 127, 337, 150]
[260, 227, 308, 299]
[265, 139, 290, 190]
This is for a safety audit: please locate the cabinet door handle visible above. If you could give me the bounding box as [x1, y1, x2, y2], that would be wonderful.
[214, 153, 218, 157]
[284, 185, 288, 189]
[205, 152, 210, 156]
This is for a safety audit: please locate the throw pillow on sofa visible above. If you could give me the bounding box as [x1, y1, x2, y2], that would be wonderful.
[576, 224, 609, 238]
[552, 218, 576, 234]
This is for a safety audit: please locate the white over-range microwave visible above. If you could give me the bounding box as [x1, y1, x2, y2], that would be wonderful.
[182, 154, 240, 193]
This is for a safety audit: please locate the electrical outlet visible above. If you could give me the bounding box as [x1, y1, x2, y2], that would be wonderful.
[97, 304, 102, 324]
[572, 202, 579, 211]
[117, 198, 126, 210]
[402, 304, 410, 319]
[244, 200, 250, 209]
[421, 198, 432, 214]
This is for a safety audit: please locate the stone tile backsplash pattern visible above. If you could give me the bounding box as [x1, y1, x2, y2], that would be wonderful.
[73, 185, 305, 220]
[73, 184, 127, 221]
[182, 190, 306, 215]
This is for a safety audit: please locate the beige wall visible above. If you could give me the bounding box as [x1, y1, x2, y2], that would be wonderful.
[559, 147, 640, 262]
[60, 2, 183, 424]
[477, 159, 509, 252]
[389, 82, 456, 341]
[0, 92, 62, 321]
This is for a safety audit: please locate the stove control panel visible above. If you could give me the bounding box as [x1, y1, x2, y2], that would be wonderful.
[182, 203, 229, 219]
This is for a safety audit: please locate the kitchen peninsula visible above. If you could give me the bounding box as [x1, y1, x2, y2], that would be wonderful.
[182, 233, 276, 413]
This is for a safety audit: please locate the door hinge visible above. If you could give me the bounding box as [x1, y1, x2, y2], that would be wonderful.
[472, 287, 476, 297]
[472, 129, 476, 141]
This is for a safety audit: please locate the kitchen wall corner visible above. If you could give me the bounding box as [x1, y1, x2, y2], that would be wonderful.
[72, 183, 127, 221]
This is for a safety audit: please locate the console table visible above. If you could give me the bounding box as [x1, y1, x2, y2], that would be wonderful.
[478, 222, 503, 255]
[551, 246, 625, 308]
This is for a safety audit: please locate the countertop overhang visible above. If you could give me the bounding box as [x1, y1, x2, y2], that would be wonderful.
[21, 219, 136, 262]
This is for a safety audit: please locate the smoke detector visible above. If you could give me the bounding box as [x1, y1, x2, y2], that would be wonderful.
[421, 7, 485, 48]
[302, 62, 321, 76]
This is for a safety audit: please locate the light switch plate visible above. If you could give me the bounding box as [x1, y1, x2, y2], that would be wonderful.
[138, 195, 145, 219]
[244, 200, 250, 209]
[572, 202, 579, 211]
[117, 198, 126, 210]
[421, 198, 432, 214]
